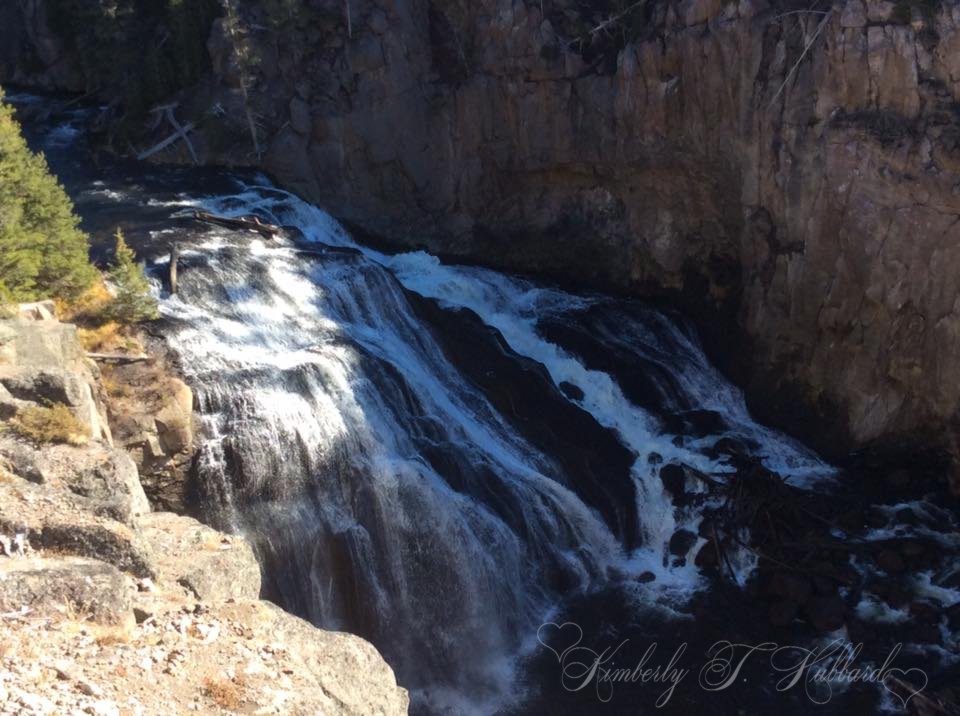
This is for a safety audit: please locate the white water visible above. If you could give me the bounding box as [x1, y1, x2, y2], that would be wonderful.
[149, 178, 834, 710]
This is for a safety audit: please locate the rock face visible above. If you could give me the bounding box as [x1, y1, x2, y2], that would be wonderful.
[0, 319, 112, 443]
[0, 556, 134, 626]
[138, 512, 262, 602]
[4, 2, 960, 472]
[101, 351, 196, 512]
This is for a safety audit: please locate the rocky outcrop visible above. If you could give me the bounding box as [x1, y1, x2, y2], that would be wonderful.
[0, 317, 409, 715]
[0, 556, 134, 626]
[2, 439, 150, 520]
[0, 319, 112, 443]
[101, 351, 196, 512]
[0, 464, 409, 714]
[6, 1, 960, 480]
[138, 512, 262, 602]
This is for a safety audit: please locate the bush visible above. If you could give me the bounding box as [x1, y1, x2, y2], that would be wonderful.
[104, 229, 158, 324]
[202, 675, 246, 711]
[55, 277, 113, 323]
[0, 89, 97, 302]
[8, 403, 91, 446]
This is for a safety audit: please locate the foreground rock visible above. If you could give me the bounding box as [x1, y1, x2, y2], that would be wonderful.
[0, 595, 409, 715]
[138, 512, 261, 602]
[0, 556, 133, 626]
[0, 465, 409, 715]
[0, 319, 111, 443]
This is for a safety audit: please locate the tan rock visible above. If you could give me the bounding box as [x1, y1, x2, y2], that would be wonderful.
[138, 513, 261, 602]
[0, 556, 134, 626]
[16, 300, 56, 321]
[0, 473, 156, 578]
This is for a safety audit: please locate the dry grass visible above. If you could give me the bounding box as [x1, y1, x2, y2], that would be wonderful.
[92, 623, 134, 646]
[102, 375, 135, 399]
[55, 279, 113, 323]
[78, 321, 122, 352]
[202, 675, 247, 712]
[55, 599, 91, 636]
[52, 599, 133, 644]
[78, 322, 144, 355]
[7, 404, 90, 446]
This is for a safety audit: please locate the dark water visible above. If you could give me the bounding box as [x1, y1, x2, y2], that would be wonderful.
[10, 90, 959, 716]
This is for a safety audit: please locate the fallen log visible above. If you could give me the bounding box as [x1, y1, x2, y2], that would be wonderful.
[86, 352, 150, 364]
[137, 120, 197, 162]
[138, 104, 199, 165]
[192, 211, 282, 239]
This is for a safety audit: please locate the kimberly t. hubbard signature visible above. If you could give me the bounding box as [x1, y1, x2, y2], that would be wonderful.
[537, 622, 928, 709]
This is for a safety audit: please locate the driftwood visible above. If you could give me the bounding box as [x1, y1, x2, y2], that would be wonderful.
[192, 211, 282, 239]
[138, 104, 199, 165]
[86, 352, 150, 364]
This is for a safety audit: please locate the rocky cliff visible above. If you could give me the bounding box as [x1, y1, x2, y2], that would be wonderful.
[0, 316, 409, 715]
[4, 0, 960, 482]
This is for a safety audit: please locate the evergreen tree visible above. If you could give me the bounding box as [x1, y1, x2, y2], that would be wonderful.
[0, 88, 96, 301]
[106, 228, 158, 324]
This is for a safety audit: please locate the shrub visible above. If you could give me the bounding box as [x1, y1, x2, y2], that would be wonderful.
[202, 675, 246, 711]
[0, 89, 97, 302]
[104, 229, 158, 324]
[78, 322, 124, 353]
[8, 403, 91, 445]
[55, 277, 113, 323]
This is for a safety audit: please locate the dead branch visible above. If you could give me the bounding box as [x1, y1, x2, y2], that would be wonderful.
[769, 8, 833, 108]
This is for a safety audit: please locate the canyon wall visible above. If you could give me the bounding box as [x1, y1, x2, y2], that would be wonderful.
[4, 0, 960, 478]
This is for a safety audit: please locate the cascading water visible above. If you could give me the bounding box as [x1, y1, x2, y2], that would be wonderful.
[147, 180, 831, 710]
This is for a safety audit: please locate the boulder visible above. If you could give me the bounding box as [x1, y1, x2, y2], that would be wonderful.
[0, 475, 155, 578]
[139, 513, 261, 602]
[660, 464, 687, 498]
[101, 361, 194, 512]
[669, 529, 698, 558]
[0, 320, 111, 443]
[211, 600, 409, 715]
[16, 300, 56, 321]
[0, 366, 88, 409]
[1, 437, 149, 523]
[0, 556, 133, 626]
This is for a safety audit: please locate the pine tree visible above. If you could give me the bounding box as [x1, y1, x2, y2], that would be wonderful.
[106, 228, 158, 324]
[0, 87, 96, 301]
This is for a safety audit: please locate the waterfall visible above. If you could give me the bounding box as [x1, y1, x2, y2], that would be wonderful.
[152, 179, 831, 711]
